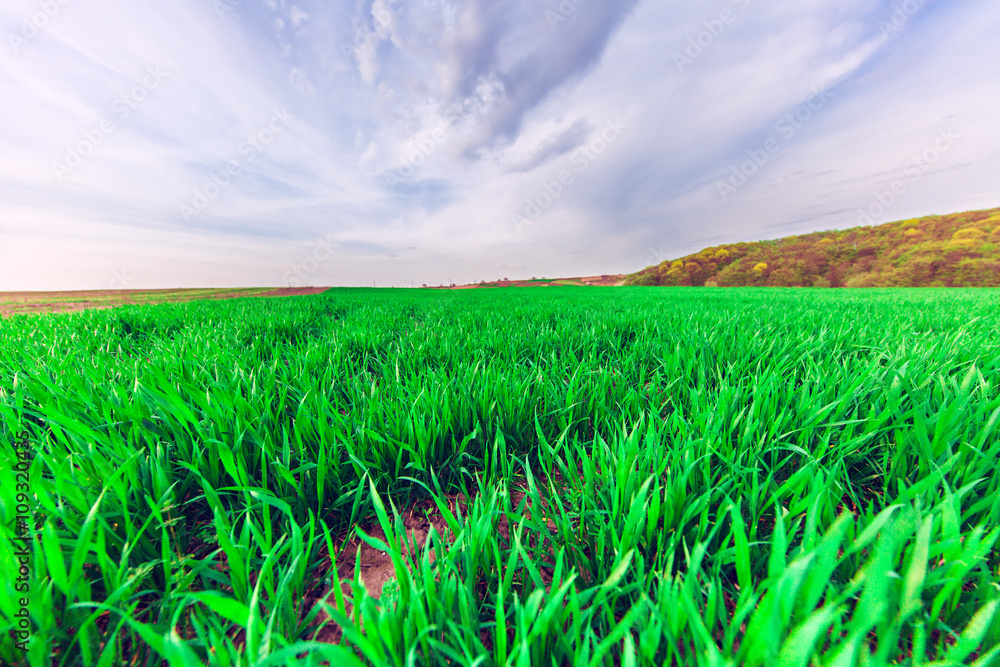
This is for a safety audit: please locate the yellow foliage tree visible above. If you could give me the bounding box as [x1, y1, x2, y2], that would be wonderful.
[953, 228, 986, 240]
[950, 228, 986, 247]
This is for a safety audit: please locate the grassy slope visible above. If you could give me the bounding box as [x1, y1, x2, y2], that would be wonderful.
[626, 207, 1000, 287]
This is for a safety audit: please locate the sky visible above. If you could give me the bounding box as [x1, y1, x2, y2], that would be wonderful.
[1, 0, 999, 290]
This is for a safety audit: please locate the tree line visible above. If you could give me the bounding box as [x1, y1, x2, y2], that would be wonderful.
[626, 207, 1000, 287]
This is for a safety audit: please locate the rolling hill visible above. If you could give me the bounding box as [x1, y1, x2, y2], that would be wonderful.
[625, 207, 1000, 287]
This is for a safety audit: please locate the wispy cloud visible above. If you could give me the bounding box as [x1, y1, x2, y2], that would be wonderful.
[504, 118, 595, 174]
[0, 0, 998, 289]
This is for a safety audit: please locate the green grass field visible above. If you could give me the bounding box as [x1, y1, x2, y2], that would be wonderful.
[2, 287, 999, 666]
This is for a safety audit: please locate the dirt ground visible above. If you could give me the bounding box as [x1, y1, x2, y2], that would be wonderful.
[301, 480, 563, 646]
[0, 287, 329, 318]
[305, 496, 463, 644]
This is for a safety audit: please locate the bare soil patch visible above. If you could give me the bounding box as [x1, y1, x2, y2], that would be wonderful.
[304, 494, 467, 644]
[301, 480, 573, 646]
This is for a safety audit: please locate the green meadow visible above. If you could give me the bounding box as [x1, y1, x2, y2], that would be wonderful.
[2, 287, 999, 666]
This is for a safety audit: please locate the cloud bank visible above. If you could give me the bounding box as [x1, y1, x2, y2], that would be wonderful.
[1, 0, 998, 289]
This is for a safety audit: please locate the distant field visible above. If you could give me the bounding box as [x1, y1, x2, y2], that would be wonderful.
[2, 288, 999, 665]
[439, 274, 627, 289]
[0, 287, 329, 317]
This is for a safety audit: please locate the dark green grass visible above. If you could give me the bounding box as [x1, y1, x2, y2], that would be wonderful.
[1, 288, 999, 665]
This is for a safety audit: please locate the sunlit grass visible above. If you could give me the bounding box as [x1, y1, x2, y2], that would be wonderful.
[1, 287, 999, 665]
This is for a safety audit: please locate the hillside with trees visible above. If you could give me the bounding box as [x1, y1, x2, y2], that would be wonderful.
[625, 207, 1000, 287]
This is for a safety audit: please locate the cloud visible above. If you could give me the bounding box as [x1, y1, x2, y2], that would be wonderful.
[503, 117, 595, 174]
[343, 0, 640, 159]
[0, 0, 999, 290]
[288, 5, 310, 28]
[474, 1, 640, 151]
[289, 66, 314, 94]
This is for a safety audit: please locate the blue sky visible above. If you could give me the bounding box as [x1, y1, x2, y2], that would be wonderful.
[1, 0, 998, 289]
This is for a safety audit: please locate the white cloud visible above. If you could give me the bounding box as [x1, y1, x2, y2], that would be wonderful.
[1, 0, 999, 290]
[288, 6, 310, 28]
